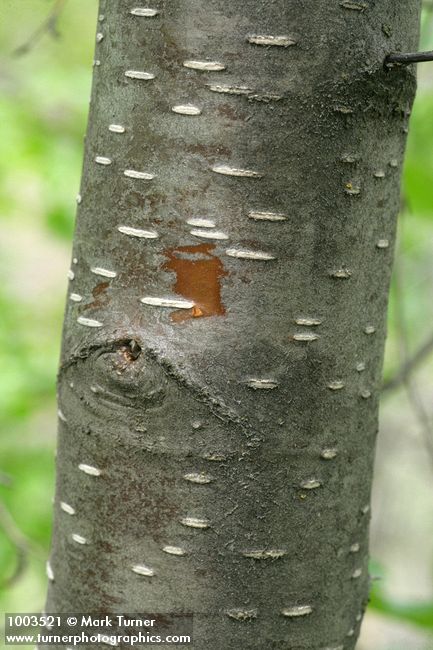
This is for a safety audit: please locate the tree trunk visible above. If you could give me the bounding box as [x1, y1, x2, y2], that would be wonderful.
[47, 1, 421, 648]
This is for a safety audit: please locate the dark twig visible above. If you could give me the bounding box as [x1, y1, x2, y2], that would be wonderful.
[13, 0, 68, 57]
[386, 50, 433, 66]
[382, 331, 433, 393]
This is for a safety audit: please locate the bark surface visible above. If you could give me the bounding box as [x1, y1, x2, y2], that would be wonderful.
[47, 1, 420, 648]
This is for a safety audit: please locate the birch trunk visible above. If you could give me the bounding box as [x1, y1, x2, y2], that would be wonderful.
[47, 1, 421, 648]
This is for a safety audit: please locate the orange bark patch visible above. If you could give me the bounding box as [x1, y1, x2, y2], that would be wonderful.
[164, 243, 227, 323]
[83, 281, 110, 311]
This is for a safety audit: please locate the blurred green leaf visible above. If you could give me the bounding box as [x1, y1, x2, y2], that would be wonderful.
[46, 204, 74, 239]
[370, 583, 433, 630]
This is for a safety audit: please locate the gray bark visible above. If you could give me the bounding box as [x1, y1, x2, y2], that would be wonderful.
[47, 1, 421, 648]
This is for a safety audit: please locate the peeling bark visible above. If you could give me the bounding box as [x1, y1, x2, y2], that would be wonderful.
[47, 1, 421, 648]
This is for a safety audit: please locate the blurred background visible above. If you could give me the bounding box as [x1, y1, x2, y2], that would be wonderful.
[0, 2, 433, 648]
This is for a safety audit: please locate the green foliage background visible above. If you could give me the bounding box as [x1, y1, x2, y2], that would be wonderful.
[0, 2, 433, 648]
[0, 0, 98, 623]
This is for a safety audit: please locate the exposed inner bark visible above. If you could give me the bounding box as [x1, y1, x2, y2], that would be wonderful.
[47, 1, 421, 648]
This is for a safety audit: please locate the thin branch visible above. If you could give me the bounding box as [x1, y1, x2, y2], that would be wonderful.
[386, 50, 433, 66]
[13, 0, 68, 57]
[0, 500, 45, 588]
[391, 217, 433, 474]
[0, 471, 12, 487]
[0, 501, 30, 587]
[382, 331, 433, 393]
